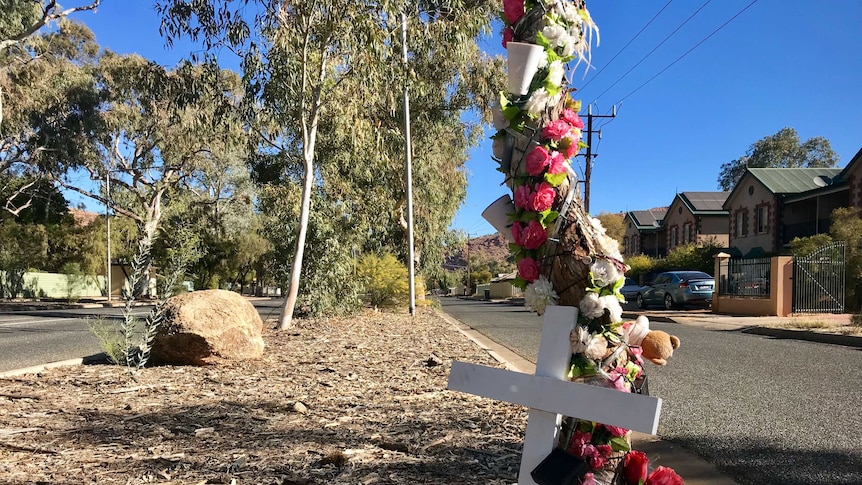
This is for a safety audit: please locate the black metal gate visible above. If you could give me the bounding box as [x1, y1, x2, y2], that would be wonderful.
[792, 242, 846, 313]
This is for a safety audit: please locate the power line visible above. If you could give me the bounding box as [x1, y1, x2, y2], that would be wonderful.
[587, 0, 712, 104]
[577, 0, 674, 92]
[615, 0, 760, 104]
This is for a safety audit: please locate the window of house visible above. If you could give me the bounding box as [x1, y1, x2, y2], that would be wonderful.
[757, 206, 768, 234]
[670, 226, 678, 247]
[632, 235, 638, 254]
[623, 236, 629, 254]
[736, 211, 748, 237]
[683, 223, 693, 244]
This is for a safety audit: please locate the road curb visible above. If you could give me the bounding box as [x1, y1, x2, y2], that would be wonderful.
[0, 358, 84, 378]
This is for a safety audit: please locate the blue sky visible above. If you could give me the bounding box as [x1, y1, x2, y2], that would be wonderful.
[69, 1, 862, 237]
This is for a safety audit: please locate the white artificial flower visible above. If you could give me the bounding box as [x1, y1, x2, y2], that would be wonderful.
[601, 294, 623, 323]
[560, 3, 582, 23]
[492, 103, 510, 130]
[547, 60, 565, 88]
[570, 325, 591, 354]
[492, 137, 506, 160]
[536, 52, 549, 70]
[541, 25, 567, 47]
[584, 333, 608, 360]
[579, 291, 604, 319]
[591, 259, 621, 288]
[524, 275, 558, 315]
[525, 88, 550, 117]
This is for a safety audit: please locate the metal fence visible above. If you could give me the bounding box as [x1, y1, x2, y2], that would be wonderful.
[792, 242, 845, 314]
[717, 257, 771, 298]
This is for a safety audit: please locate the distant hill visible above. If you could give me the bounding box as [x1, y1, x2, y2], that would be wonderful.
[443, 233, 511, 270]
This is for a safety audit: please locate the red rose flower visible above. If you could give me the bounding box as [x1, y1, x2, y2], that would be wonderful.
[525, 146, 551, 176]
[561, 108, 585, 129]
[502, 27, 514, 48]
[521, 220, 547, 250]
[518, 257, 540, 282]
[541, 119, 572, 141]
[604, 425, 629, 437]
[514, 184, 532, 210]
[503, 0, 524, 24]
[646, 466, 684, 485]
[623, 451, 649, 485]
[530, 182, 555, 212]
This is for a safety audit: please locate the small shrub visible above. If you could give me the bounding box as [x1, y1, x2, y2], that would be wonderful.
[85, 316, 126, 365]
[357, 253, 410, 309]
[852, 314, 862, 328]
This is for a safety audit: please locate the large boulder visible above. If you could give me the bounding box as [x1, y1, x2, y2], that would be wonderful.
[151, 289, 265, 366]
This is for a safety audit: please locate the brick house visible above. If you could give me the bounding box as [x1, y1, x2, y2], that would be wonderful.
[722, 167, 847, 256]
[662, 192, 730, 253]
[623, 209, 666, 257]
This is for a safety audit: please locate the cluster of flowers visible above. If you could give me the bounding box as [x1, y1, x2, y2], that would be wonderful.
[621, 450, 685, 485]
[502, 0, 599, 65]
[566, 421, 631, 471]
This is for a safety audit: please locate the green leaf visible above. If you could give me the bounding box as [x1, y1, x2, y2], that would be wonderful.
[610, 436, 631, 452]
[540, 210, 559, 226]
[512, 276, 527, 290]
[544, 172, 567, 187]
[535, 32, 552, 50]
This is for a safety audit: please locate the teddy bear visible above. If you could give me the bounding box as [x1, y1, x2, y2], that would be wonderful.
[622, 316, 681, 366]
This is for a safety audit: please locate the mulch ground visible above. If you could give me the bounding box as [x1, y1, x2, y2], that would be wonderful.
[0, 309, 527, 484]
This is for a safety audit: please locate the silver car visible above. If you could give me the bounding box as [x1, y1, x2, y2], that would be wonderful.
[636, 271, 714, 310]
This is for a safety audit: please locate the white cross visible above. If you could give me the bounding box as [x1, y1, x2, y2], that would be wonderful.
[447, 305, 663, 485]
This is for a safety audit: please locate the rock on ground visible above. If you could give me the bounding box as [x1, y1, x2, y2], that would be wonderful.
[151, 289, 265, 365]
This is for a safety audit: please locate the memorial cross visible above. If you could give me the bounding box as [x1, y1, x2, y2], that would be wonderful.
[447, 306, 662, 485]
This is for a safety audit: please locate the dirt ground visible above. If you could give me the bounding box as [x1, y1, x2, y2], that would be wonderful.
[0, 310, 527, 484]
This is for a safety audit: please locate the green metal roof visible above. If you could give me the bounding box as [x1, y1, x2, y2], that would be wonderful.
[748, 168, 844, 194]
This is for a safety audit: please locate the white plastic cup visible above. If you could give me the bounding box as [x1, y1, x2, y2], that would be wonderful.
[507, 42, 545, 96]
[482, 195, 517, 243]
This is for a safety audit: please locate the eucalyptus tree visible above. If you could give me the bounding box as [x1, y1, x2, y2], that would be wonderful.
[718, 127, 839, 191]
[57, 53, 247, 280]
[158, 0, 504, 327]
[0, 20, 100, 216]
[0, 0, 101, 50]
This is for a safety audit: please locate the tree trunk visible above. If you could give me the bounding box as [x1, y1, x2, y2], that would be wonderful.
[277, 152, 314, 329]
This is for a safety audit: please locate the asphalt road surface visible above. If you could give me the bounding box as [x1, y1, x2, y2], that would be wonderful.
[439, 297, 862, 485]
[0, 299, 287, 373]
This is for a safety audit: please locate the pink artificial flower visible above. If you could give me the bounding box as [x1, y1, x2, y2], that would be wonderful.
[521, 220, 547, 250]
[585, 445, 607, 470]
[514, 184, 533, 210]
[604, 425, 629, 438]
[645, 466, 684, 485]
[596, 444, 613, 458]
[608, 367, 630, 392]
[530, 182, 555, 212]
[518, 257, 540, 282]
[629, 346, 644, 366]
[525, 146, 551, 176]
[581, 472, 597, 485]
[561, 108, 585, 129]
[511, 221, 524, 246]
[502, 27, 514, 48]
[503, 0, 525, 25]
[541, 119, 572, 141]
[624, 451, 649, 485]
[548, 151, 567, 175]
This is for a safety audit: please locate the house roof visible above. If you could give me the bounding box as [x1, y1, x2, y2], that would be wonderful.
[747, 168, 844, 194]
[677, 192, 729, 214]
[627, 209, 665, 230]
[838, 146, 862, 181]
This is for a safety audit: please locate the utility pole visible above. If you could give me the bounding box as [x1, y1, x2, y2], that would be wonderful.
[105, 176, 111, 303]
[401, 12, 416, 316]
[582, 104, 616, 214]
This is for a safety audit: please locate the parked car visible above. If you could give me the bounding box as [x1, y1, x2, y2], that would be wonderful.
[636, 271, 714, 310]
[620, 277, 641, 301]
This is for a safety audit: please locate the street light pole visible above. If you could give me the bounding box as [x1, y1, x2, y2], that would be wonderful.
[105, 176, 112, 303]
[402, 12, 416, 316]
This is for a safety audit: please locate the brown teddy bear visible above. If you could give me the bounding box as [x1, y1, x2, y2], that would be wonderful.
[622, 316, 681, 366]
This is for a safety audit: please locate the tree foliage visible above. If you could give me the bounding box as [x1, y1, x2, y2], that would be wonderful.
[717, 127, 838, 191]
[595, 212, 624, 245]
[356, 253, 410, 309]
[0, 0, 101, 50]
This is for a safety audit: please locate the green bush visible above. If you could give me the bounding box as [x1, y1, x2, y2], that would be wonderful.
[357, 253, 410, 309]
[786, 234, 834, 257]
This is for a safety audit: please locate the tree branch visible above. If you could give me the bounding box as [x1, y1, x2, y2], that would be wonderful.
[0, 1, 102, 51]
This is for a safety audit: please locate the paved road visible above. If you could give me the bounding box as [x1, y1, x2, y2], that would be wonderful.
[0, 299, 287, 373]
[439, 297, 862, 485]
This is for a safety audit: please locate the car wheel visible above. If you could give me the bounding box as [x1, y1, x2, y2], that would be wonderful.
[636, 294, 647, 309]
[664, 294, 675, 310]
